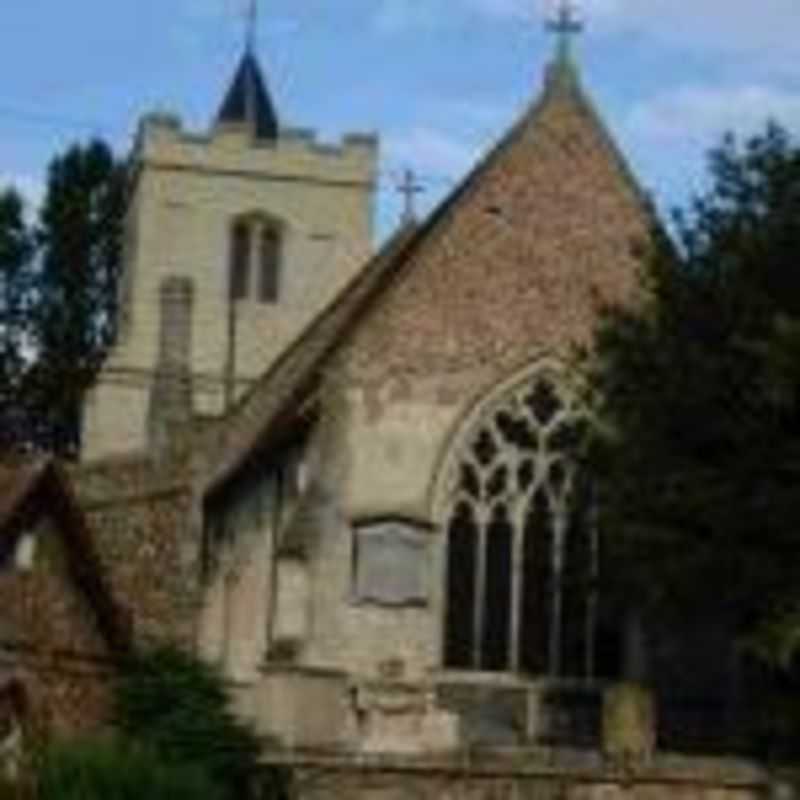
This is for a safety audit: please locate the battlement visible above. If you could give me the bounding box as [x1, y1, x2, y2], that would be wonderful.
[135, 111, 378, 184]
[274, 126, 378, 156]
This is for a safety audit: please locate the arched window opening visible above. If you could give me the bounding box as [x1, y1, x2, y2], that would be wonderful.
[228, 215, 283, 303]
[443, 372, 615, 679]
[259, 227, 281, 303]
[229, 221, 250, 301]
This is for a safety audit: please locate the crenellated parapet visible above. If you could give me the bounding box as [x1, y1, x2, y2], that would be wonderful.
[135, 111, 378, 187]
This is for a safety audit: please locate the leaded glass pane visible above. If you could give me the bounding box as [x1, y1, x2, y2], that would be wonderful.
[445, 503, 478, 668]
[520, 489, 552, 674]
[482, 505, 513, 671]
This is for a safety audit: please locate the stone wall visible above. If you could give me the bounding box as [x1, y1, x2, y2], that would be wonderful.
[0, 515, 114, 736]
[301, 74, 649, 680]
[71, 457, 200, 650]
[284, 753, 772, 800]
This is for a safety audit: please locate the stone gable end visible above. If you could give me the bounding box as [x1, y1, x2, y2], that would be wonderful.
[0, 515, 113, 736]
[340, 82, 650, 387]
[301, 78, 654, 677]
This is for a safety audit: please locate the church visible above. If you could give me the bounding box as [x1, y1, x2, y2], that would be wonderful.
[0, 5, 783, 799]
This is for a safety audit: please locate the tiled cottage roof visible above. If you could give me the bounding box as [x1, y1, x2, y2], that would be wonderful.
[0, 455, 131, 654]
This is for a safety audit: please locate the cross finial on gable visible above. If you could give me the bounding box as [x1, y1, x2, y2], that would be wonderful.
[397, 168, 425, 224]
[545, 0, 583, 64]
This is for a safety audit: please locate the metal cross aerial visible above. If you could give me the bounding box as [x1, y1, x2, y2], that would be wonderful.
[397, 168, 425, 224]
[545, 0, 584, 62]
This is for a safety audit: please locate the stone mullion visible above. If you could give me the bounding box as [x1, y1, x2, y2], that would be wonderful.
[249, 219, 264, 301]
[473, 502, 490, 669]
[509, 449, 526, 673]
[549, 497, 567, 678]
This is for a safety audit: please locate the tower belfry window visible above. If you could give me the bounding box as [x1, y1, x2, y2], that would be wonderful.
[228, 215, 283, 304]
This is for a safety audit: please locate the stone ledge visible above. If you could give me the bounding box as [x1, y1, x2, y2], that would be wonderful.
[260, 746, 770, 787]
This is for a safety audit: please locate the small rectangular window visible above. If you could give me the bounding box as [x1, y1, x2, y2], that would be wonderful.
[14, 532, 37, 572]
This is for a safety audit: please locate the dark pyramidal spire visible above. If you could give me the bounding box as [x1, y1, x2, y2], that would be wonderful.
[215, 0, 279, 140]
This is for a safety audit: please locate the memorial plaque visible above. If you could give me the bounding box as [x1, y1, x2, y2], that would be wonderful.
[353, 521, 428, 606]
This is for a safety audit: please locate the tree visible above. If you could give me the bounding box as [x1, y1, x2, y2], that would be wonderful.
[0, 140, 126, 456]
[0, 188, 35, 448]
[30, 139, 127, 455]
[588, 123, 800, 749]
[27, 646, 286, 800]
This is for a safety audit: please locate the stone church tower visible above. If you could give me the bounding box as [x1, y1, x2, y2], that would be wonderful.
[82, 44, 378, 461]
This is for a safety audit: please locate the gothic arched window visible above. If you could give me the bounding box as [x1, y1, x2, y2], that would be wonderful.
[228, 214, 283, 304]
[443, 370, 605, 679]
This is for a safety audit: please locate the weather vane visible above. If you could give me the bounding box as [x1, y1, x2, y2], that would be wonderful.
[545, 0, 584, 62]
[245, 0, 259, 53]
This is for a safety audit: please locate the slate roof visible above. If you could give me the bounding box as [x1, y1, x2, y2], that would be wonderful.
[203, 58, 653, 497]
[216, 50, 279, 140]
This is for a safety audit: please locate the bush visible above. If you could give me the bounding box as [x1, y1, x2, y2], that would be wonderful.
[114, 646, 280, 800]
[37, 738, 226, 800]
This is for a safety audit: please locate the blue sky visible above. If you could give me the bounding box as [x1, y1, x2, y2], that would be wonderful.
[2, 0, 800, 237]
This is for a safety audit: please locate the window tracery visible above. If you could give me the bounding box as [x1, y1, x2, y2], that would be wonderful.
[443, 370, 602, 678]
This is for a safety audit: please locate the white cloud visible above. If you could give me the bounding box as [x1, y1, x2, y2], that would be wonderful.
[501, 0, 797, 68]
[627, 85, 800, 147]
[588, 0, 796, 53]
[374, 0, 799, 72]
[384, 125, 479, 177]
[438, 98, 510, 132]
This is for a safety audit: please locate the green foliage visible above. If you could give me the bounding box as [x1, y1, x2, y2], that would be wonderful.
[114, 646, 275, 800]
[37, 737, 226, 800]
[0, 187, 35, 447]
[29, 646, 286, 799]
[0, 777, 24, 800]
[32, 139, 127, 454]
[589, 122, 800, 661]
[0, 138, 126, 455]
